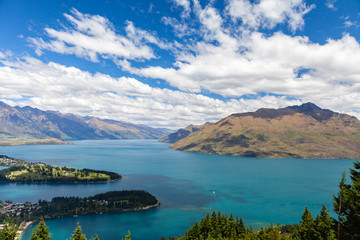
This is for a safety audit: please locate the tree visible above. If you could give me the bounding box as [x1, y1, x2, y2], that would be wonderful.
[0, 222, 17, 240]
[124, 231, 131, 240]
[298, 207, 317, 240]
[333, 172, 347, 240]
[314, 205, 335, 240]
[90, 234, 100, 240]
[333, 161, 360, 240]
[31, 217, 52, 240]
[70, 223, 87, 240]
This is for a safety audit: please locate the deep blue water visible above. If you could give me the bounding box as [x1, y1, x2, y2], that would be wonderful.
[0, 140, 355, 240]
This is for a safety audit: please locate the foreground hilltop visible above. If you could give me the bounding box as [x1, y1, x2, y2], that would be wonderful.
[0, 101, 171, 142]
[169, 103, 360, 159]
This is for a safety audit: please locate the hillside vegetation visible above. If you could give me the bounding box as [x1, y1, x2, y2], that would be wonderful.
[169, 103, 360, 159]
[0, 156, 121, 183]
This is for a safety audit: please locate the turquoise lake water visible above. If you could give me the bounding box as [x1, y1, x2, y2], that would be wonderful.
[0, 140, 356, 239]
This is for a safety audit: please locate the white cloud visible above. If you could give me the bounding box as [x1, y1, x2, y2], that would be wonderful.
[226, 0, 315, 32]
[0, 56, 303, 129]
[162, 17, 195, 37]
[325, 0, 337, 10]
[172, 0, 191, 18]
[119, 30, 360, 114]
[17, 2, 360, 127]
[28, 8, 164, 62]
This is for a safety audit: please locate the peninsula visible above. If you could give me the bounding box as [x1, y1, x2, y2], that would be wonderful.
[0, 155, 121, 183]
[0, 190, 159, 225]
[0, 138, 72, 147]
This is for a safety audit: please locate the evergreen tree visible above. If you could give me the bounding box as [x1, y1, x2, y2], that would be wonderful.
[267, 227, 283, 240]
[90, 234, 100, 240]
[192, 222, 201, 238]
[0, 222, 17, 240]
[257, 227, 268, 240]
[70, 223, 87, 240]
[30, 217, 52, 240]
[124, 231, 131, 240]
[333, 172, 347, 240]
[235, 217, 245, 237]
[333, 161, 360, 240]
[200, 213, 211, 239]
[298, 207, 316, 240]
[314, 205, 335, 240]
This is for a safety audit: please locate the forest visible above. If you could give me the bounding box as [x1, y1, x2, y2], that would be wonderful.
[0, 190, 159, 225]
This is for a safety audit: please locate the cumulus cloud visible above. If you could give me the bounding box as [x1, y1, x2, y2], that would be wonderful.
[115, 2, 360, 117]
[226, 0, 315, 32]
[121, 30, 360, 103]
[17, 2, 360, 126]
[28, 8, 166, 61]
[0, 56, 302, 128]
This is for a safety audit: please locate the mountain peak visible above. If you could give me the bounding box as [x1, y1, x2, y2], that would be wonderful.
[0, 101, 11, 109]
[0, 102, 170, 141]
[232, 102, 334, 122]
[288, 102, 334, 122]
[168, 103, 360, 159]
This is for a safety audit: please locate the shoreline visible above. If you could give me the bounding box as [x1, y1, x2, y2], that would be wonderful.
[123, 201, 161, 212]
[17, 221, 33, 240]
[16, 202, 160, 239]
[0, 138, 73, 147]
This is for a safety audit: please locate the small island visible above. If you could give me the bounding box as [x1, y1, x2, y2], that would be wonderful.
[0, 155, 121, 183]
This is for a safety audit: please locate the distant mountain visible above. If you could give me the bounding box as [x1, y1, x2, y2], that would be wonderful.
[160, 124, 205, 143]
[0, 101, 171, 141]
[169, 103, 360, 159]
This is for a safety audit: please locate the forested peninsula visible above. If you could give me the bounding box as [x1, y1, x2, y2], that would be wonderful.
[0, 155, 121, 183]
[0, 190, 159, 225]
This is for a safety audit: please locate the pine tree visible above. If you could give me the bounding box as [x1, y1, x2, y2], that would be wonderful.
[298, 207, 316, 240]
[31, 217, 52, 240]
[192, 222, 201, 239]
[267, 227, 283, 240]
[333, 172, 347, 240]
[70, 223, 87, 240]
[314, 205, 335, 240]
[200, 213, 211, 239]
[235, 217, 245, 237]
[90, 234, 100, 240]
[256, 227, 268, 240]
[334, 161, 360, 240]
[0, 222, 17, 240]
[124, 231, 131, 240]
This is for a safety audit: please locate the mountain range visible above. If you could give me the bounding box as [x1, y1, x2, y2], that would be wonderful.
[0, 101, 171, 142]
[166, 103, 360, 159]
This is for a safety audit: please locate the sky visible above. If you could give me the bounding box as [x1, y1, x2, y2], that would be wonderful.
[0, 0, 359, 129]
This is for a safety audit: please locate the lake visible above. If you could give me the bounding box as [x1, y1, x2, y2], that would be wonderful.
[0, 140, 355, 239]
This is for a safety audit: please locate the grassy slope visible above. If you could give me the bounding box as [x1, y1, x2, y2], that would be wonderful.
[0, 158, 121, 183]
[170, 113, 360, 159]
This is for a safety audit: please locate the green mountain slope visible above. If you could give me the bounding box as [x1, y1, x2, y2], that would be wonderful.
[169, 103, 360, 159]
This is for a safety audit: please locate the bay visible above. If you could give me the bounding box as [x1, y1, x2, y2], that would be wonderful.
[0, 140, 355, 239]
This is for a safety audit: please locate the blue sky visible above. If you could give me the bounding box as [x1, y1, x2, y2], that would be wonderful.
[0, 0, 359, 128]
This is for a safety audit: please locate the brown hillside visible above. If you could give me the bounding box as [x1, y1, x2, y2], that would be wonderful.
[169, 103, 360, 159]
